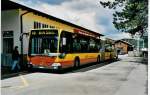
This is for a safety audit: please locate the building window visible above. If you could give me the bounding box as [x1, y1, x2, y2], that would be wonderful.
[3, 31, 14, 54]
[34, 22, 56, 29]
[42, 24, 46, 28]
[34, 21, 42, 29]
[49, 25, 55, 28]
[38, 22, 41, 28]
[120, 42, 122, 45]
[34, 21, 37, 29]
[42, 24, 44, 28]
[44, 24, 46, 28]
[46, 25, 48, 28]
[34, 21, 38, 29]
[42, 23, 50, 28]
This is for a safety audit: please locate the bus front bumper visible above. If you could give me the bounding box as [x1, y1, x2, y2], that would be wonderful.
[51, 63, 62, 70]
[27, 62, 62, 70]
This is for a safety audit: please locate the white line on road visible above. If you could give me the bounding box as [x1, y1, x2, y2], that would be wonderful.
[1, 74, 29, 89]
[19, 74, 29, 87]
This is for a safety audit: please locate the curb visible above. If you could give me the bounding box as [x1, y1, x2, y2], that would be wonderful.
[1, 71, 28, 80]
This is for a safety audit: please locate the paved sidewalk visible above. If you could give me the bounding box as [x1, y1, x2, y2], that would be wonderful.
[1, 66, 27, 79]
[115, 56, 148, 95]
[1, 55, 148, 95]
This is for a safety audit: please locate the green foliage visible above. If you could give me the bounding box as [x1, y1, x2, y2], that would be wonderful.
[100, 0, 148, 36]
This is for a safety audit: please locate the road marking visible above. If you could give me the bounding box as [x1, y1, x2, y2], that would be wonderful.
[19, 74, 29, 87]
[1, 72, 30, 89]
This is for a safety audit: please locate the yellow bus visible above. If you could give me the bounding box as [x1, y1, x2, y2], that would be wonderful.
[99, 39, 118, 61]
[27, 28, 103, 70]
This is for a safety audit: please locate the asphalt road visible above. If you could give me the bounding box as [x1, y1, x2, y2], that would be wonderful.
[1, 55, 147, 95]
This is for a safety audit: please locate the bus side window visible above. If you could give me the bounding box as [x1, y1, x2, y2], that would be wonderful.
[60, 31, 73, 53]
[79, 38, 88, 53]
[105, 44, 112, 52]
[88, 39, 96, 52]
[73, 39, 81, 52]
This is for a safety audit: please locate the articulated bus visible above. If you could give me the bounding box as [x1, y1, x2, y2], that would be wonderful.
[27, 28, 117, 70]
[27, 28, 102, 70]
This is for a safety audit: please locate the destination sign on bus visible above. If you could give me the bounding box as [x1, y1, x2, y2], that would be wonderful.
[74, 29, 99, 38]
[31, 30, 57, 36]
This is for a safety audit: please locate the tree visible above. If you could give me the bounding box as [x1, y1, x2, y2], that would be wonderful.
[100, 0, 148, 36]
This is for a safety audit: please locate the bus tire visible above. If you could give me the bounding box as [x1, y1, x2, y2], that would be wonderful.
[97, 55, 100, 63]
[74, 57, 80, 68]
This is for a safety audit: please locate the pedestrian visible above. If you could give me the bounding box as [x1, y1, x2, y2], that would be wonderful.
[11, 46, 21, 72]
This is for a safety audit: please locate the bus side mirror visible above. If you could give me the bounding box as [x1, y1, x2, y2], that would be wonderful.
[59, 53, 66, 59]
[20, 33, 29, 41]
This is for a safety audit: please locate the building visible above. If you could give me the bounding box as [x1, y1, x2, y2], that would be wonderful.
[1, 0, 103, 66]
[121, 37, 148, 51]
[115, 40, 133, 54]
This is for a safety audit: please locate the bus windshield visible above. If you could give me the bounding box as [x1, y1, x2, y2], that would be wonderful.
[29, 30, 58, 55]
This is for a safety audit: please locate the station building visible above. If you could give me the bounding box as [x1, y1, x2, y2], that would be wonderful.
[115, 40, 133, 54]
[1, 0, 102, 66]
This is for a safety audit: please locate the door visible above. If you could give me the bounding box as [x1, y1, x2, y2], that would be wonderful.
[2, 31, 14, 66]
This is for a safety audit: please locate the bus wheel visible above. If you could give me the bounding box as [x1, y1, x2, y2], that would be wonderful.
[97, 55, 100, 63]
[74, 58, 80, 68]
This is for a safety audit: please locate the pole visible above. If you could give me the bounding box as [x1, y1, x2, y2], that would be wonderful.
[20, 11, 30, 69]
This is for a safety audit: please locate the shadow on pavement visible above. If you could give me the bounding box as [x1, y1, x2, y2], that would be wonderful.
[121, 57, 148, 65]
[1, 70, 31, 80]
[1, 66, 34, 80]
[60, 59, 120, 74]
[1, 59, 120, 79]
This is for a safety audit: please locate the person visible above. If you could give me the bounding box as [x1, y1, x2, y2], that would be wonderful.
[11, 46, 21, 71]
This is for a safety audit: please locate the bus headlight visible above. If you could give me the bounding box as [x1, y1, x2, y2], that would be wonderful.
[28, 62, 32, 65]
[59, 53, 66, 59]
[27, 62, 33, 68]
[51, 63, 61, 66]
[51, 63, 61, 69]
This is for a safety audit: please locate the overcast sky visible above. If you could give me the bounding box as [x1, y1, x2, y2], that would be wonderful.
[13, 0, 131, 40]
